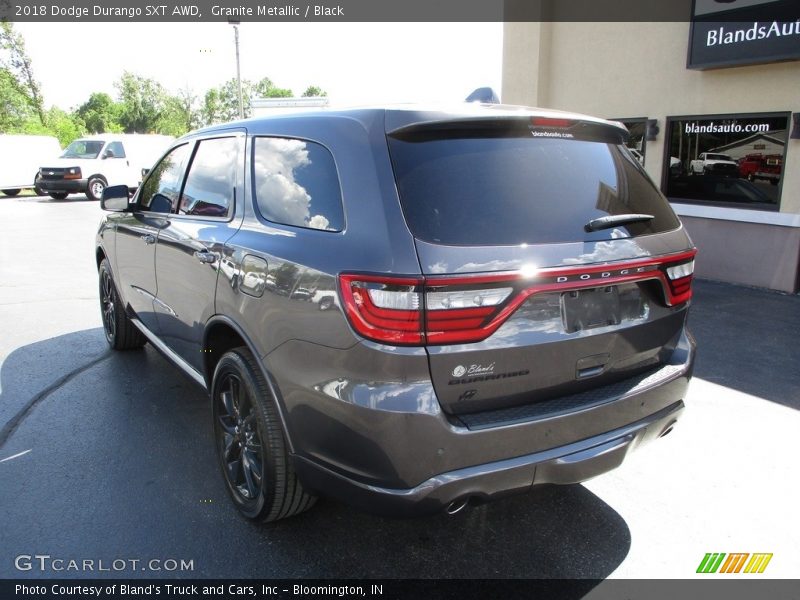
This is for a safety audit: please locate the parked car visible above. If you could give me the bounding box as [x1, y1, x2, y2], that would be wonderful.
[0, 134, 61, 196]
[39, 134, 173, 201]
[689, 152, 738, 177]
[738, 153, 781, 185]
[96, 104, 697, 522]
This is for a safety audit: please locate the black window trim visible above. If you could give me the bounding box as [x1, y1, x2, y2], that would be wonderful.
[249, 134, 347, 234]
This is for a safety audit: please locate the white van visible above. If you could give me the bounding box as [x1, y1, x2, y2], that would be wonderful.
[38, 134, 174, 200]
[0, 135, 62, 196]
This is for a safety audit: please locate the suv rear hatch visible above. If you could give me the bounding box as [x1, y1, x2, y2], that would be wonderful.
[341, 108, 695, 416]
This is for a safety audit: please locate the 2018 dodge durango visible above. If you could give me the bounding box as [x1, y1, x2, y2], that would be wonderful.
[96, 104, 696, 522]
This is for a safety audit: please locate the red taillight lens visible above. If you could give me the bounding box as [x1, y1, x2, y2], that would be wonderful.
[339, 250, 696, 346]
[663, 258, 695, 305]
[339, 274, 424, 345]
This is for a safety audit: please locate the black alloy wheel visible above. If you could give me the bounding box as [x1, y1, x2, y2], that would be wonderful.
[212, 348, 316, 522]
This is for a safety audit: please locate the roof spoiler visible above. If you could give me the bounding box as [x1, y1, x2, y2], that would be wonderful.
[388, 116, 629, 144]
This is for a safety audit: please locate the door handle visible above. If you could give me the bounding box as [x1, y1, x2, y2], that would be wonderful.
[140, 234, 156, 244]
[194, 250, 217, 264]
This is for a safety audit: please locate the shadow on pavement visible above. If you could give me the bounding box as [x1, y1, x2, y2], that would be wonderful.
[0, 329, 631, 581]
[689, 279, 800, 409]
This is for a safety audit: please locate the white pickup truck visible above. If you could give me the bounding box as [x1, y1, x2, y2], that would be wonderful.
[689, 152, 738, 177]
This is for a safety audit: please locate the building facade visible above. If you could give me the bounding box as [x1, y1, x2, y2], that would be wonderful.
[502, 19, 800, 292]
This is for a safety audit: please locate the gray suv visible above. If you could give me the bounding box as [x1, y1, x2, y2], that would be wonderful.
[96, 105, 696, 522]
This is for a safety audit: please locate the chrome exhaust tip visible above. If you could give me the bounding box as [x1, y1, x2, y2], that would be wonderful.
[445, 497, 470, 515]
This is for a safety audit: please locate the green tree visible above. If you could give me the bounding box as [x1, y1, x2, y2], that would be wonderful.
[76, 92, 123, 134]
[200, 77, 293, 126]
[157, 88, 199, 137]
[0, 67, 33, 131]
[254, 76, 293, 99]
[301, 85, 327, 98]
[0, 22, 45, 125]
[115, 71, 169, 133]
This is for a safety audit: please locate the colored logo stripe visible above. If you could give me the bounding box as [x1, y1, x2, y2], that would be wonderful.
[697, 553, 773, 574]
[697, 553, 725, 573]
[744, 553, 773, 573]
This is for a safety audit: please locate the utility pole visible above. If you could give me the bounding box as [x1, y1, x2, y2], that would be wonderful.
[229, 19, 244, 119]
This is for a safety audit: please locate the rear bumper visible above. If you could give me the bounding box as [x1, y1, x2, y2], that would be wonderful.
[286, 328, 695, 517]
[294, 400, 684, 517]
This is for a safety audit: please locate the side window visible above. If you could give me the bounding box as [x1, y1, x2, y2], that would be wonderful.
[253, 137, 344, 232]
[178, 137, 239, 218]
[138, 143, 191, 213]
[106, 141, 126, 158]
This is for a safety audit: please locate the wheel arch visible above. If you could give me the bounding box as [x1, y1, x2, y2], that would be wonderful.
[203, 315, 295, 453]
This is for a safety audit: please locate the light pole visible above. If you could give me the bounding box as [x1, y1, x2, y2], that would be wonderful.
[228, 19, 244, 119]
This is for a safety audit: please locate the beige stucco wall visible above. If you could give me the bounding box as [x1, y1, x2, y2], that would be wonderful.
[502, 22, 800, 214]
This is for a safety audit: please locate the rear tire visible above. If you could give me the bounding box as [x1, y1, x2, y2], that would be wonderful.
[212, 347, 316, 522]
[48, 192, 68, 200]
[99, 259, 146, 350]
[2, 189, 21, 196]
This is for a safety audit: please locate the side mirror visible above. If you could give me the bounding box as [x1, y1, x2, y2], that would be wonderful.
[101, 185, 130, 212]
[102, 149, 115, 159]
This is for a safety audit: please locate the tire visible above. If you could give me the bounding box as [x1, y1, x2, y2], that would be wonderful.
[48, 192, 68, 200]
[33, 173, 45, 196]
[98, 259, 146, 350]
[212, 347, 316, 522]
[87, 176, 107, 201]
[2, 189, 21, 197]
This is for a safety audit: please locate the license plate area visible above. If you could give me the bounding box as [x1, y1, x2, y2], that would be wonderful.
[561, 285, 624, 333]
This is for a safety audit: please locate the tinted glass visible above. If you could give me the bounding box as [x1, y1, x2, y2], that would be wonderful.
[138, 143, 190, 213]
[253, 137, 343, 232]
[61, 140, 104, 159]
[179, 137, 238, 218]
[388, 135, 679, 245]
[106, 141, 126, 158]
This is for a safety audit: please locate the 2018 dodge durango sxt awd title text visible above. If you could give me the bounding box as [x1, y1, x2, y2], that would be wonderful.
[95, 104, 696, 522]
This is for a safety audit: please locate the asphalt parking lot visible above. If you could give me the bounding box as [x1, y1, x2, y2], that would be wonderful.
[0, 194, 798, 580]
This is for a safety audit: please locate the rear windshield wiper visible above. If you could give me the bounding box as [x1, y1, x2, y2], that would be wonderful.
[585, 214, 654, 232]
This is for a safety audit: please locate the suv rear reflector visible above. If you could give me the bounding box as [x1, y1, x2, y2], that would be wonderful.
[339, 250, 697, 346]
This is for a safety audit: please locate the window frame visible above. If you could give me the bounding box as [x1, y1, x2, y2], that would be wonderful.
[250, 134, 346, 234]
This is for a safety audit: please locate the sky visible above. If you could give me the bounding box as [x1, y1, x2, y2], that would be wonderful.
[14, 22, 504, 112]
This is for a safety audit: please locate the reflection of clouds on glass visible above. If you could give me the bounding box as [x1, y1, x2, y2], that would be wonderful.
[254, 138, 334, 230]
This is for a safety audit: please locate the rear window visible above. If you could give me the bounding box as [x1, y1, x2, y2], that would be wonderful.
[388, 134, 679, 245]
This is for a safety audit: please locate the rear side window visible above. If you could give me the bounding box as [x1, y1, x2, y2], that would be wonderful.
[252, 137, 343, 232]
[139, 143, 191, 213]
[388, 135, 679, 245]
[179, 137, 239, 218]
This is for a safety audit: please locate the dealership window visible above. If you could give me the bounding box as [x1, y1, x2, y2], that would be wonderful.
[663, 112, 789, 211]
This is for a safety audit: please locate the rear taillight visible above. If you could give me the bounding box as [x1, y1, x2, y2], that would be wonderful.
[339, 250, 696, 346]
[339, 274, 424, 345]
[663, 259, 695, 305]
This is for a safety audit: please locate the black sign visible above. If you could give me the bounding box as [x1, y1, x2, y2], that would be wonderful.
[688, 0, 800, 69]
